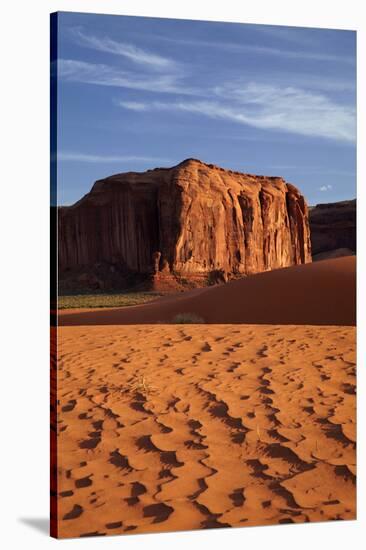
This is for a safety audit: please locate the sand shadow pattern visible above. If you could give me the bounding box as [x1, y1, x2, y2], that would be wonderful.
[55, 324, 356, 538]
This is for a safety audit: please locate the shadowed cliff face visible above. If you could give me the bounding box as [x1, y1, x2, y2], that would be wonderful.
[58, 159, 312, 289]
[309, 199, 356, 260]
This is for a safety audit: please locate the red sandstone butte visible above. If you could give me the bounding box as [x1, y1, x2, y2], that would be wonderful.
[58, 159, 312, 289]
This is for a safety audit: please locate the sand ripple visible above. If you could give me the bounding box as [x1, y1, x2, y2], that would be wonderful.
[54, 324, 356, 538]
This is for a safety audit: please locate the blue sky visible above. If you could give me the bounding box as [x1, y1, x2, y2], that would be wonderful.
[55, 12, 356, 206]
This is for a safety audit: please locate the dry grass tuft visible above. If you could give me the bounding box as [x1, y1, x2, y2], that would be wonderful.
[127, 376, 158, 396]
[171, 313, 205, 324]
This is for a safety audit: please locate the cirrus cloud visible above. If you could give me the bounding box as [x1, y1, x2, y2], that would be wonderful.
[118, 81, 355, 143]
[58, 59, 196, 95]
[57, 152, 173, 164]
[71, 28, 178, 71]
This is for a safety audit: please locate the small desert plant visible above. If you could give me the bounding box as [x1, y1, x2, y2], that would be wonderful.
[256, 424, 262, 441]
[171, 312, 205, 324]
[127, 376, 158, 396]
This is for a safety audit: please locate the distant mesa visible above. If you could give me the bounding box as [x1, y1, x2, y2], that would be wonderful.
[309, 199, 356, 261]
[58, 158, 312, 292]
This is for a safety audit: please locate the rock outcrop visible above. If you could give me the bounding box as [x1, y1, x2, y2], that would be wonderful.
[58, 159, 312, 290]
[309, 199, 356, 261]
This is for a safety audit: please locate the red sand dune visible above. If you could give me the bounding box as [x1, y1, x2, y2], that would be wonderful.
[56, 323, 356, 537]
[59, 256, 356, 327]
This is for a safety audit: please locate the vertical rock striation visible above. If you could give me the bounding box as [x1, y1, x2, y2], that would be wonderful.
[309, 199, 356, 260]
[58, 159, 311, 289]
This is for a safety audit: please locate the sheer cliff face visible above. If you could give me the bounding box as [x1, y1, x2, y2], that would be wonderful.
[309, 199, 356, 257]
[58, 159, 312, 282]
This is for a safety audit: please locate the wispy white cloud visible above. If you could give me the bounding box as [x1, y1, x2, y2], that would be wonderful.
[319, 184, 333, 191]
[254, 25, 343, 49]
[265, 73, 355, 93]
[58, 59, 196, 95]
[60, 29, 355, 144]
[118, 101, 148, 111]
[271, 165, 355, 176]
[240, 44, 354, 64]
[59, 29, 197, 95]
[118, 82, 356, 143]
[57, 152, 172, 163]
[148, 34, 355, 65]
[71, 28, 177, 71]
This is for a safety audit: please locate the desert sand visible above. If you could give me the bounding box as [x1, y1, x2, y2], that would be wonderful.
[59, 256, 356, 326]
[55, 255, 356, 538]
[56, 324, 356, 538]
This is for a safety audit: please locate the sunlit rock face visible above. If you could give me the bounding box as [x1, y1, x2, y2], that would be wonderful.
[58, 158, 312, 289]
